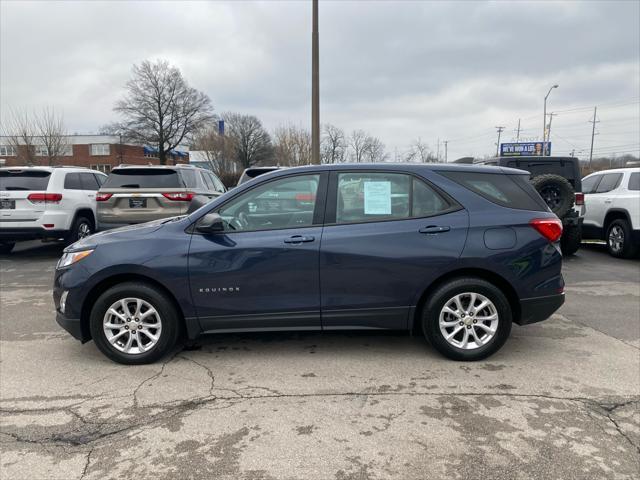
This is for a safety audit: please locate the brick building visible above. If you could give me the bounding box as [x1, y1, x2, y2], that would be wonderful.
[0, 135, 189, 172]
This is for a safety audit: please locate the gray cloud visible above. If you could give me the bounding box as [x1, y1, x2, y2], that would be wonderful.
[1, 0, 638, 160]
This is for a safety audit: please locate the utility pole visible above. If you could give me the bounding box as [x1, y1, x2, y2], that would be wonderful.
[443, 140, 448, 163]
[546, 112, 556, 155]
[515, 119, 521, 142]
[436, 138, 440, 163]
[589, 106, 599, 168]
[495, 126, 505, 156]
[311, 0, 320, 164]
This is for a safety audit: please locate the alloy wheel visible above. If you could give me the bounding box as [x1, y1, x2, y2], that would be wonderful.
[608, 225, 624, 253]
[103, 298, 162, 354]
[78, 222, 92, 239]
[439, 292, 499, 350]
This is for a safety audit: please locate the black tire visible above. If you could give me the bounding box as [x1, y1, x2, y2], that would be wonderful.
[606, 219, 638, 259]
[560, 224, 582, 256]
[89, 282, 180, 365]
[65, 215, 93, 246]
[422, 278, 512, 361]
[531, 174, 575, 218]
[0, 242, 15, 254]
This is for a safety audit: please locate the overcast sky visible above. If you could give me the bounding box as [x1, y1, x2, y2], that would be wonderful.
[1, 0, 639, 161]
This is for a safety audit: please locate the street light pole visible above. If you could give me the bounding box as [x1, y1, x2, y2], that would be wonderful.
[543, 84, 558, 156]
[311, 0, 320, 164]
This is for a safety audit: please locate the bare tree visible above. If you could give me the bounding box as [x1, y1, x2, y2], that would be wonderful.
[348, 129, 368, 163]
[1, 108, 37, 165]
[405, 137, 436, 163]
[321, 124, 346, 164]
[223, 112, 273, 168]
[34, 107, 70, 166]
[273, 124, 312, 166]
[363, 136, 388, 163]
[192, 125, 237, 177]
[114, 60, 214, 165]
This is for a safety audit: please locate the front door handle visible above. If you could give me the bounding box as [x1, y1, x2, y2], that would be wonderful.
[284, 235, 315, 244]
[419, 226, 450, 234]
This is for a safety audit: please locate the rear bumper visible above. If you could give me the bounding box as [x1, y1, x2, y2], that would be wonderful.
[517, 293, 565, 325]
[0, 227, 68, 241]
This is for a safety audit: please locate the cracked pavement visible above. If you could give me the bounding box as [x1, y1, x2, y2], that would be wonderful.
[1, 242, 639, 479]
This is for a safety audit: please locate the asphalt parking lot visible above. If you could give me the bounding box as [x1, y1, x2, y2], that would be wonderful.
[1, 241, 638, 479]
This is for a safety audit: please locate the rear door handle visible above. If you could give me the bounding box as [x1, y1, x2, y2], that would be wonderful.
[604, 199, 612, 203]
[284, 235, 315, 244]
[419, 226, 450, 234]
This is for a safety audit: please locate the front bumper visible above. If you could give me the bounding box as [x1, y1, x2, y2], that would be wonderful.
[55, 311, 88, 342]
[517, 293, 565, 325]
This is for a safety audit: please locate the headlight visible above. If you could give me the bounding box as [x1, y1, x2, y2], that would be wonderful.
[57, 249, 94, 268]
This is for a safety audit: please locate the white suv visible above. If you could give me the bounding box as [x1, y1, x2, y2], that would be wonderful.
[0, 166, 107, 253]
[581, 167, 640, 258]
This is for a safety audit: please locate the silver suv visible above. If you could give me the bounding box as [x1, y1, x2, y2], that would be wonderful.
[96, 165, 225, 230]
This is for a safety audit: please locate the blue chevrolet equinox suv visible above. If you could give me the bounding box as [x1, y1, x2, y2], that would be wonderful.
[54, 164, 565, 364]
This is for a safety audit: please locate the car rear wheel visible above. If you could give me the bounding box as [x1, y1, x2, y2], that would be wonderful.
[422, 278, 512, 361]
[89, 282, 180, 364]
[607, 219, 638, 259]
[0, 242, 15, 254]
[65, 215, 93, 246]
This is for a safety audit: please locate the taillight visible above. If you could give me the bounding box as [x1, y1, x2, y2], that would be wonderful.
[162, 192, 195, 201]
[575, 193, 584, 206]
[96, 193, 113, 202]
[295, 193, 316, 202]
[27, 193, 62, 204]
[530, 218, 563, 243]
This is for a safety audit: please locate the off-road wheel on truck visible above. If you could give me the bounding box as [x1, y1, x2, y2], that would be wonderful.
[531, 174, 574, 218]
[560, 224, 582, 256]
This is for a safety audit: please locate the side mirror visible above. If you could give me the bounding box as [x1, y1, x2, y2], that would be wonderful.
[196, 212, 224, 233]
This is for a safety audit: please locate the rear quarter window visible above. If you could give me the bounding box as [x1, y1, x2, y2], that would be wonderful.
[439, 171, 548, 211]
[102, 169, 182, 189]
[581, 174, 602, 194]
[0, 170, 51, 191]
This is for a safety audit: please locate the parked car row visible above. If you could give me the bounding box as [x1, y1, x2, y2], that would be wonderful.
[0, 164, 226, 253]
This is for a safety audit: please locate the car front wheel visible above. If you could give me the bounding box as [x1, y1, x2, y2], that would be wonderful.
[89, 282, 180, 364]
[422, 278, 512, 361]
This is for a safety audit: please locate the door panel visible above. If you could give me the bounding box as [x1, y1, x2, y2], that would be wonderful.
[320, 210, 469, 329]
[189, 227, 323, 331]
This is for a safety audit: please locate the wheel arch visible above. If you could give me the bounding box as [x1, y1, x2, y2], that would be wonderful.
[72, 208, 96, 229]
[410, 268, 521, 334]
[79, 273, 188, 342]
[603, 209, 631, 235]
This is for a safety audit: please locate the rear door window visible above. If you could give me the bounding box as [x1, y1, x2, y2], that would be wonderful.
[64, 173, 83, 190]
[595, 173, 623, 193]
[94, 174, 106, 187]
[101, 169, 182, 188]
[581, 174, 602, 194]
[80, 172, 100, 191]
[628, 172, 639, 191]
[200, 171, 214, 190]
[439, 171, 548, 211]
[0, 170, 51, 191]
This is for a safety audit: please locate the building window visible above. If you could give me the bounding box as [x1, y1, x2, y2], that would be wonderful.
[90, 164, 112, 173]
[90, 144, 110, 156]
[35, 145, 72, 156]
[0, 145, 16, 156]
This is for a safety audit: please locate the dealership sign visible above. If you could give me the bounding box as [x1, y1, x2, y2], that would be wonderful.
[500, 142, 551, 157]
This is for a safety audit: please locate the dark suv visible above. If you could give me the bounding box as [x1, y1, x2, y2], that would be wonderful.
[54, 164, 565, 364]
